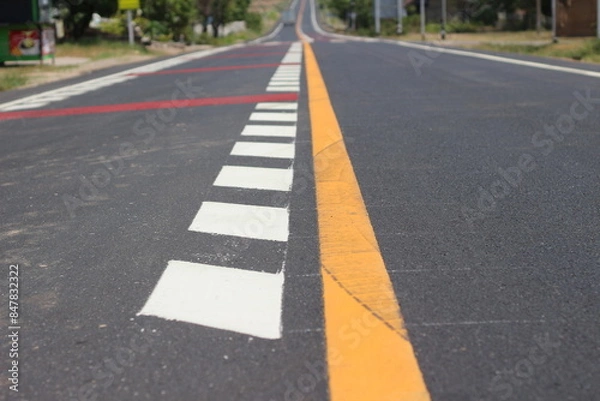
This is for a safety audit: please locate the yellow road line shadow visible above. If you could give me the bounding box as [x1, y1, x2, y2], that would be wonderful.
[301, 20, 431, 401]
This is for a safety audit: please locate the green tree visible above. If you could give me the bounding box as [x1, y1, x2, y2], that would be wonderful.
[144, 0, 197, 38]
[327, 0, 373, 30]
[57, 0, 117, 39]
[209, 0, 232, 36]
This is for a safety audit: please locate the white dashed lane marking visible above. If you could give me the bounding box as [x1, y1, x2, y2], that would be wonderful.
[267, 86, 301, 92]
[139, 42, 302, 339]
[138, 260, 284, 340]
[268, 81, 300, 85]
[241, 124, 297, 137]
[231, 142, 295, 159]
[213, 166, 293, 191]
[255, 102, 298, 110]
[249, 112, 298, 122]
[256, 102, 298, 110]
[188, 201, 290, 242]
[267, 46, 302, 93]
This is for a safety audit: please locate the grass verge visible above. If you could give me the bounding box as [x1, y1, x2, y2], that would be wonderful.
[0, 71, 28, 92]
[56, 38, 157, 60]
[473, 38, 600, 63]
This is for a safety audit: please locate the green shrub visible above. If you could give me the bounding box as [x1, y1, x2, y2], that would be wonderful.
[99, 18, 126, 36]
[447, 21, 480, 33]
[402, 13, 421, 31]
[381, 18, 399, 36]
[426, 22, 441, 33]
[134, 17, 151, 33]
[245, 12, 262, 32]
[587, 39, 600, 54]
[155, 33, 173, 42]
[149, 20, 170, 38]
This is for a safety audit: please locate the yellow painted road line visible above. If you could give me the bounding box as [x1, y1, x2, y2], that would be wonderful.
[300, 8, 431, 401]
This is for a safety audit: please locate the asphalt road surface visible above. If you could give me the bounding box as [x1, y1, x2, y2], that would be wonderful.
[1, 0, 599, 400]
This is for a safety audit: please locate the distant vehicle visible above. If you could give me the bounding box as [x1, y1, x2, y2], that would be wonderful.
[282, 9, 295, 26]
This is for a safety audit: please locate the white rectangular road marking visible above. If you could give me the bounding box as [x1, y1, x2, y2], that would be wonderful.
[250, 112, 297, 122]
[256, 102, 297, 110]
[267, 86, 300, 92]
[268, 81, 300, 86]
[241, 124, 296, 137]
[214, 165, 293, 191]
[138, 260, 284, 339]
[282, 56, 302, 63]
[189, 201, 289, 241]
[231, 142, 295, 159]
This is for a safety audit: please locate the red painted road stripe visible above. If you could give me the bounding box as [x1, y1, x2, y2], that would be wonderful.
[0, 93, 298, 121]
[130, 63, 298, 76]
[207, 52, 286, 59]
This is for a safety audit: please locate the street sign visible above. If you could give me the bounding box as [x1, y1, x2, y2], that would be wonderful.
[118, 0, 140, 10]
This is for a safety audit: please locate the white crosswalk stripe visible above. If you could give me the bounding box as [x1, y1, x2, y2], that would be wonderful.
[213, 166, 293, 191]
[189, 201, 290, 241]
[231, 142, 295, 159]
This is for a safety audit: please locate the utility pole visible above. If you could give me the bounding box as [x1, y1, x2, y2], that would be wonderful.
[536, 0, 542, 34]
[420, 0, 425, 41]
[551, 0, 557, 42]
[397, 0, 403, 34]
[127, 10, 134, 46]
[597, 0, 600, 38]
[375, 0, 381, 34]
[441, 0, 447, 39]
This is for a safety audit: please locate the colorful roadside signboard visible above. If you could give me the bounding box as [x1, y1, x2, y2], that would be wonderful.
[118, 0, 140, 10]
[0, 0, 55, 64]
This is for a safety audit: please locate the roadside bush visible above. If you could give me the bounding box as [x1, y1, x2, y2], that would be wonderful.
[134, 17, 152, 34]
[564, 39, 600, 60]
[148, 20, 170, 38]
[245, 12, 262, 32]
[380, 18, 398, 36]
[99, 17, 126, 36]
[447, 21, 480, 33]
[402, 13, 421, 31]
[155, 33, 173, 42]
[426, 22, 441, 33]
